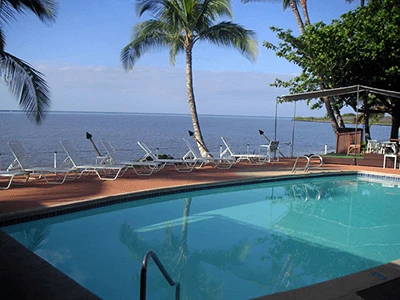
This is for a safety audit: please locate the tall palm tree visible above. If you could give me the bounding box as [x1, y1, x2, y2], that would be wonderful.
[121, 0, 257, 156]
[284, 0, 305, 33]
[243, 0, 345, 132]
[242, 0, 305, 33]
[346, 0, 366, 7]
[298, 0, 310, 25]
[0, 1, 56, 123]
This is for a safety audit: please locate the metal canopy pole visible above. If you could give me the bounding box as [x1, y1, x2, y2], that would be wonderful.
[354, 85, 360, 146]
[274, 99, 278, 141]
[291, 101, 297, 157]
[273, 99, 279, 160]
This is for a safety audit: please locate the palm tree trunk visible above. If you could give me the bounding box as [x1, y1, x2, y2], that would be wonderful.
[361, 0, 365, 7]
[185, 46, 210, 157]
[299, 0, 311, 25]
[289, 0, 305, 34]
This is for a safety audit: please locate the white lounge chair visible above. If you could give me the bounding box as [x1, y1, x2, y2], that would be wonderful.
[220, 137, 275, 164]
[61, 140, 128, 181]
[101, 140, 160, 176]
[182, 138, 235, 169]
[7, 141, 77, 185]
[137, 141, 198, 172]
[259, 140, 280, 162]
[0, 169, 29, 189]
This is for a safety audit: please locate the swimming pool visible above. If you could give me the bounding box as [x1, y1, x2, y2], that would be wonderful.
[3, 174, 400, 299]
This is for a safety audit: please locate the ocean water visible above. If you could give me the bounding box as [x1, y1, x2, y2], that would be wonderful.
[0, 111, 391, 167]
[4, 175, 400, 299]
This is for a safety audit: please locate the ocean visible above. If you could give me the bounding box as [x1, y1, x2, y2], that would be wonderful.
[0, 111, 391, 167]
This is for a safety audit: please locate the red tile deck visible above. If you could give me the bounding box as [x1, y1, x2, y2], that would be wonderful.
[1, 160, 399, 216]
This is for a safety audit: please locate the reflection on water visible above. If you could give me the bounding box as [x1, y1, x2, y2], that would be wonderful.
[4, 175, 400, 299]
[13, 225, 50, 252]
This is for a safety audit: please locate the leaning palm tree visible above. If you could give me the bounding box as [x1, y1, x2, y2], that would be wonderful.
[298, 0, 310, 26]
[242, 0, 305, 33]
[121, 0, 257, 156]
[346, 0, 366, 6]
[0, 1, 56, 123]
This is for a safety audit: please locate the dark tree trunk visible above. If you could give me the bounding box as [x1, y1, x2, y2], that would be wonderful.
[361, 0, 365, 7]
[322, 96, 339, 132]
[333, 105, 345, 128]
[363, 99, 371, 141]
[390, 114, 400, 139]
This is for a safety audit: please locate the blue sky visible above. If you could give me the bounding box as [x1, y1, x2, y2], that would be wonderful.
[0, 0, 359, 117]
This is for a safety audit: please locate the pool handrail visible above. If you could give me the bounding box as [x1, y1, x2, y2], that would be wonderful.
[140, 250, 180, 300]
[292, 154, 323, 173]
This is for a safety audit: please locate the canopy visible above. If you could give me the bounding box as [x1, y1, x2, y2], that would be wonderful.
[279, 85, 400, 101]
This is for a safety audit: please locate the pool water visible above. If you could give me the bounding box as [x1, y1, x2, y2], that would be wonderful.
[3, 175, 400, 299]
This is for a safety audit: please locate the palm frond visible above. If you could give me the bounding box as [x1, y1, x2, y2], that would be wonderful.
[2, 0, 56, 23]
[192, 0, 232, 31]
[198, 21, 258, 61]
[169, 35, 185, 64]
[201, 0, 232, 19]
[0, 2, 18, 23]
[121, 20, 173, 70]
[241, 0, 297, 10]
[136, 0, 165, 16]
[0, 28, 5, 52]
[0, 52, 50, 123]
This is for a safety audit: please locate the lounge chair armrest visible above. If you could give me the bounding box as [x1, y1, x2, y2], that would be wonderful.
[96, 155, 110, 164]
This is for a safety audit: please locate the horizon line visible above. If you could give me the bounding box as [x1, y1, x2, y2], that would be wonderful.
[0, 109, 296, 119]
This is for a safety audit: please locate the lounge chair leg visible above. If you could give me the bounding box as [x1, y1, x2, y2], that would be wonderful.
[0, 176, 14, 190]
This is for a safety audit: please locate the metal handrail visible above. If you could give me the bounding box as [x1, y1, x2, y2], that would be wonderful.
[292, 154, 323, 173]
[305, 155, 323, 171]
[291, 156, 309, 173]
[140, 250, 180, 300]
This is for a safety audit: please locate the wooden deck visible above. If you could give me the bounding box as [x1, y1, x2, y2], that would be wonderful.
[323, 153, 396, 168]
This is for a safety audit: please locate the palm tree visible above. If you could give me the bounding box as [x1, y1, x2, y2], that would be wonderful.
[298, 0, 310, 25]
[0, 1, 56, 123]
[121, 0, 257, 157]
[346, 0, 366, 7]
[242, 0, 305, 33]
[284, 0, 306, 33]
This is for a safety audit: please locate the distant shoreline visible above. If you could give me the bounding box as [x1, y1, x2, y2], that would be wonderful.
[0, 110, 291, 119]
[294, 116, 391, 126]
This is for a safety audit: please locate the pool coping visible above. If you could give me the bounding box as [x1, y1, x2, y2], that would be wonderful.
[0, 169, 357, 226]
[1, 169, 400, 300]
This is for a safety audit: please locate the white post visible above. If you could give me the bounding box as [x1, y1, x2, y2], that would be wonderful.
[53, 151, 57, 169]
[324, 144, 328, 155]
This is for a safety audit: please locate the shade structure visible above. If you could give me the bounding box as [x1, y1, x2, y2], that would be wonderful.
[279, 85, 400, 102]
[273, 85, 400, 157]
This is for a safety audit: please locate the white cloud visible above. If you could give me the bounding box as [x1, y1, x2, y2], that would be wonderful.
[0, 63, 323, 117]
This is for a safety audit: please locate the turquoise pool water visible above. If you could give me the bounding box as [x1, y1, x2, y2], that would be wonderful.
[3, 175, 400, 299]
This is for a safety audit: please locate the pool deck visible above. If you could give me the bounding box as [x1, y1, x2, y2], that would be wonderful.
[2, 161, 400, 300]
[2, 160, 400, 217]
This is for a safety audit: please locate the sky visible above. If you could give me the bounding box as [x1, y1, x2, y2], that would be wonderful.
[0, 0, 359, 117]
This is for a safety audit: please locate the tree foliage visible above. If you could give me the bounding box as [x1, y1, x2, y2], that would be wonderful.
[0, 0, 56, 123]
[265, 0, 400, 137]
